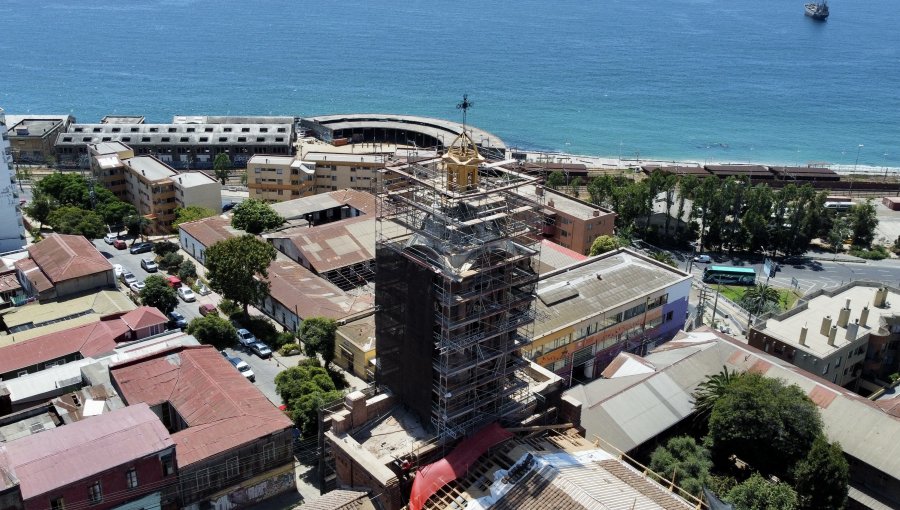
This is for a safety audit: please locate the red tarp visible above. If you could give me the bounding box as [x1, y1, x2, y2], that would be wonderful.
[409, 422, 513, 510]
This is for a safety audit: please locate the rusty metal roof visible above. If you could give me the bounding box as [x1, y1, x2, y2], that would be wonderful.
[267, 259, 373, 320]
[110, 345, 292, 467]
[26, 234, 113, 284]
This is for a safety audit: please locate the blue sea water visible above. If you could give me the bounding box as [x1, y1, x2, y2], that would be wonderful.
[1, 0, 898, 167]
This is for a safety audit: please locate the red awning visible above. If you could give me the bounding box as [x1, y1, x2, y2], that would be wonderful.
[409, 423, 513, 510]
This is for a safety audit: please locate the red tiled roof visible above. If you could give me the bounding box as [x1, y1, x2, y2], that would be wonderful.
[14, 258, 52, 293]
[540, 239, 587, 262]
[0, 403, 173, 500]
[110, 345, 292, 467]
[26, 234, 113, 284]
[267, 259, 374, 320]
[0, 310, 154, 375]
[120, 306, 167, 330]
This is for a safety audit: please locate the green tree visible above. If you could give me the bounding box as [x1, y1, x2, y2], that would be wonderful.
[649, 251, 677, 267]
[159, 252, 184, 272]
[691, 366, 740, 423]
[186, 314, 238, 350]
[230, 199, 285, 234]
[849, 199, 878, 248]
[569, 176, 583, 196]
[47, 206, 106, 239]
[707, 372, 822, 477]
[205, 235, 277, 313]
[34, 172, 89, 207]
[299, 317, 338, 368]
[644, 170, 668, 234]
[125, 214, 150, 244]
[213, 153, 232, 185]
[740, 284, 781, 316]
[275, 359, 343, 437]
[587, 175, 619, 208]
[173, 206, 217, 228]
[96, 200, 137, 235]
[239, 170, 248, 186]
[648, 436, 711, 497]
[139, 275, 178, 314]
[178, 260, 197, 281]
[15, 166, 31, 192]
[661, 173, 678, 236]
[742, 184, 774, 253]
[546, 171, 565, 190]
[725, 473, 798, 510]
[793, 437, 849, 510]
[24, 193, 52, 230]
[827, 217, 851, 256]
[675, 175, 699, 239]
[589, 235, 620, 256]
[152, 240, 181, 257]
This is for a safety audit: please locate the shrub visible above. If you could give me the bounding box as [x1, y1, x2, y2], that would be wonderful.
[219, 298, 241, 318]
[273, 331, 297, 350]
[233, 313, 279, 344]
[160, 252, 185, 271]
[178, 260, 197, 281]
[153, 240, 180, 256]
[278, 343, 302, 356]
[849, 245, 889, 260]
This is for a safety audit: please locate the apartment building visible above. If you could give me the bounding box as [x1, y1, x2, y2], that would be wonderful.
[3, 115, 72, 165]
[0, 108, 25, 253]
[748, 282, 900, 390]
[522, 248, 691, 385]
[89, 142, 222, 233]
[514, 184, 616, 255]
[246, 151, 385, 203]
[246, 155, 314, 201]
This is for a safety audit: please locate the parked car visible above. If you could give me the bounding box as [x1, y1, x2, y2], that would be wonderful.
[168, 311, 187, 329]
[140, 258, 158, 272]
[103, 233, 118, 245]
[196, 282, 211, 296]
[129, 281, 146, 293]
[248, 342, 272, 359]
[693, 254, 712, 263]
[129, 242, 153, 255]
[227, 356, 255, 382]
[236, 328, 257, 347]
[177, 287, 196, 302]
[166, 276, 182, 288]
[121, 271, 138, 286]
[113, 264, 123, 278]
[113, 239, 127, 250]
[198, 303, 218, 316]
[222, 202, 237, 212]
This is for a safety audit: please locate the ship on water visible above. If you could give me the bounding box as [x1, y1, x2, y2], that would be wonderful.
[805, 1, 829, 20]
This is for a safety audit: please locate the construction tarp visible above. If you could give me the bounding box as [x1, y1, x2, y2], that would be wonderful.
[409, 422, 513, 510]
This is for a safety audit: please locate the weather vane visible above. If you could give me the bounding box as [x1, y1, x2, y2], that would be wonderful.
[456, 94, 473, 129]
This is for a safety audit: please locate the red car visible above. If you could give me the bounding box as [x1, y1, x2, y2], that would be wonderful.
[199, 303, 218, 316]
[113, 239, 127, 250]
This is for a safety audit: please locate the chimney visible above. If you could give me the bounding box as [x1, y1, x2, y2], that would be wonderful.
[535, 185, 544, 196]
[845, 321, 860, 341]
[875, 287, 889, 308]
[142, 169, 146, 176]
[860, 306, 870, 327]
[828, 325, 838, 346]
[799, 325, 808, 346]
[593, 209, 600, 217]
[837, 301, 851, 327]
[820, 315, 832, 336]
[548, 199, 555, 208]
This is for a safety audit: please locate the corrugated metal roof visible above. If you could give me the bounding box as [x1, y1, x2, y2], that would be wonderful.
[110, 345, 292, 467]
[179, 215, 239, 248]
[299, 490, 375, 510]
[266, 260, 373, 320]
[0, 318, 124, 375]
[120, 306, 167, 331]
[0, 403, 172, 500]
[26, 234, 113, 284]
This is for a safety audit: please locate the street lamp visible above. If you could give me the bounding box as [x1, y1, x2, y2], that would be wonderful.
[851, 144, 863, 196]
[884, 153, 890, 182]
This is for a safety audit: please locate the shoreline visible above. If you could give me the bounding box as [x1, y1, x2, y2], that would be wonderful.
[511, 149, 900, 176]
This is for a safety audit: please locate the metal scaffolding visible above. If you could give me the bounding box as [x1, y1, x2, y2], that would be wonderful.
[376, 133, 544, 443]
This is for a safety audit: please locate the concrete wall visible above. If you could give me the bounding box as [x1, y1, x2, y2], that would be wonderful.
[179, 229, 207, 265]
[176, 177, 222, 214]
[0, 110, 25, 253]
[55, 270, 117, 300]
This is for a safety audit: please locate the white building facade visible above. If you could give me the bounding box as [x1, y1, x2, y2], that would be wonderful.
[0, 107, 26, 253]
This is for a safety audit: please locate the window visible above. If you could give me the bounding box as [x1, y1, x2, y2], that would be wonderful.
[161, 137, 170, 142]
[241, 127, 250, 133]
[195, 468, 210, 490]
[263, 442, 275, 463]
[88, 482, 102, 503]
[260, 128, 268, 133]
[51, 497, 65, 510]
[111, 127, 121, 133]
[277, 127, 286, 133]
[180, 137, 189, 142]
[226, 457, 240, 478]
[205, 127, 213, 132]
[149, 127, 159, 132]
[238, 137, 247, 142]
[835, 356, 842, 368]
[168, 127, 177, 133]
[186, 127, 195, 133]
[224, 127, 232, 132]
[126, 468, 138, 488]
[161, 453, 175, 476]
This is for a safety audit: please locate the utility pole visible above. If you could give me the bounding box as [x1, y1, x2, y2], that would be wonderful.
[711, 278, 722, 328]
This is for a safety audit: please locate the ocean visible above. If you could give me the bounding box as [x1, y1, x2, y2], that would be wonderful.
[1, 0, 898, 167]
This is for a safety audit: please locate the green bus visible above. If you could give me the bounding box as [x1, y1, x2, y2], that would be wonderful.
[702, 265, 756, 285]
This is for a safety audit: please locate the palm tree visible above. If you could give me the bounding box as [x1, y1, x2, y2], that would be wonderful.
[741, 284, 780, 316]
[691, 366, 740, 422]
[650, 251, 677, 267]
